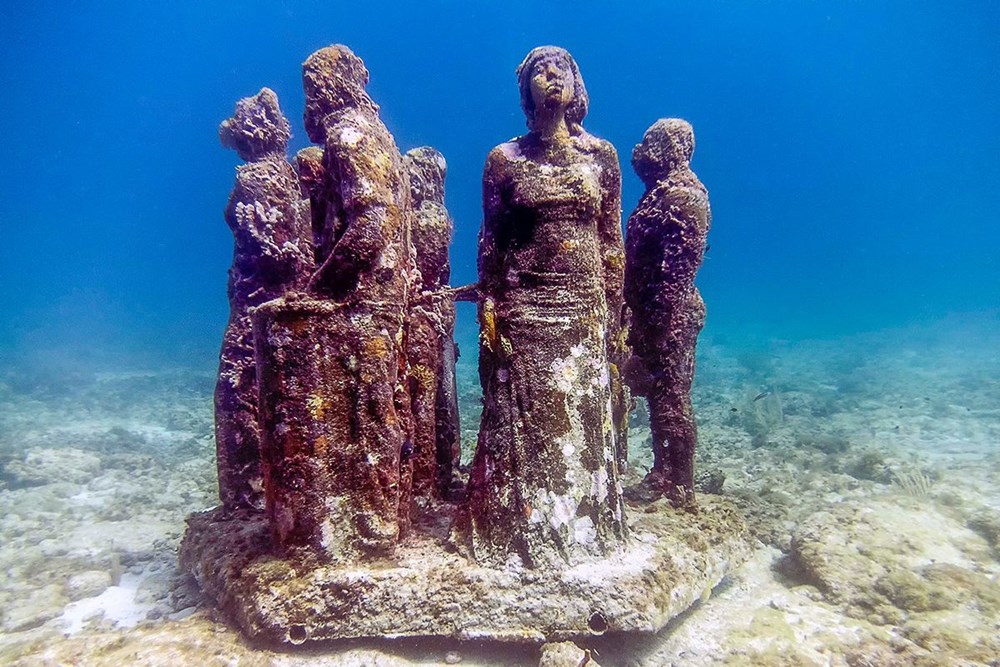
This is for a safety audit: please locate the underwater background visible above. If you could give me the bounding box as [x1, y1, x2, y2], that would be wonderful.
[2, 1, 997, 364]
[1, 2, 998, 665]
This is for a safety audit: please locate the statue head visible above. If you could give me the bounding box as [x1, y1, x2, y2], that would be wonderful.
[516, 46, 588, 134]
[404, 146, 447, 205]
[302, 45, 375, 144]
[632, 118, 695, 187]
[219, 87, 291, 161]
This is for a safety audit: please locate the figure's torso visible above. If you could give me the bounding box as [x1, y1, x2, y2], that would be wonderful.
[490, 135, 609, 291]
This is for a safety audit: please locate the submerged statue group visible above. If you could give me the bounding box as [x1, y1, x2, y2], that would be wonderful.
[200, 43, 714, 630]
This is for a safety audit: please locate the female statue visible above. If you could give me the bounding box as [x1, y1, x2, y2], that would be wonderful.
[453, 47, 628, 568]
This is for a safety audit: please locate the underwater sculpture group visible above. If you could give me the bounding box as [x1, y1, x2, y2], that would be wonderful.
[182, 44, 749, 645]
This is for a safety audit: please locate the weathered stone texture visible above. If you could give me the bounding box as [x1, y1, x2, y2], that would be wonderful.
[179, 497, 751, 645]
[453, 47, 627, 568]
[403, 146, 460, 499]
[215, 87, 313, 511]
[624, 118, 710, 508]
[253, 297, 405, 560]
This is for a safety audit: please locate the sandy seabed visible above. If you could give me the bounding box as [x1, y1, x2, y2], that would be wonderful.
[1, 313, 998, 666]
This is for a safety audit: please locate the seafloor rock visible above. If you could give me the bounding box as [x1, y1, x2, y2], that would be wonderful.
[789, 498, 1000, 663]
[538, 641, 600, 667]
[179, 495, 751, 645]
[403, 146, 460, 499]
[215, 87, 313, 511]
[453, 46, 628, 569]
[3, 447, 101, 486]
[64, 570, 113, 602]
[967, 506, 1000, 553]
[624, 118, 711, 508]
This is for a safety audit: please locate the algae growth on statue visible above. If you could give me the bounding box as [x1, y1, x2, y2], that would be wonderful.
[181, 43, 750, 646]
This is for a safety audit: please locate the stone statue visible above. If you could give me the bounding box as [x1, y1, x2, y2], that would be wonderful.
[452, 46, 628, 568]
[251, 45, 415, 559]
[184, 46, 752, 647]
[215, 88, 313, 511]
[403, 147, 461, 499]
[624, 118, 711, 508]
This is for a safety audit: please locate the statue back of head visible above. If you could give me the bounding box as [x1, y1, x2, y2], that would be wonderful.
[632, 118, 695, 186]
[404, 147, 447, 205]
[302, 45, 372, 143]
[515, 46, 589, 133]
[219, 87, 291, 161]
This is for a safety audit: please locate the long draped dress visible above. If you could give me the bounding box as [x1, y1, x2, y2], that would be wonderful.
[454, 132, 628, 568]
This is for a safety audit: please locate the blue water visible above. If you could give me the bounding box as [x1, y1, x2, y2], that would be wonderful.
[1, 1, 998, 365]
[2, 5, 1000, 662]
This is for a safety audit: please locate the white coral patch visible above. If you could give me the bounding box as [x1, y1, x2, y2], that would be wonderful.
[573, 516, 597, 545]
[561, 438, 577, 459]
[591, 467, 610, 504]
[339, 126, 363, 146]
[596, 362, 610, 388]
[549, 493, 576, 531]
[267, 325, 293, 348]
[531, 488, 578, 532]
[319, 497, 346, 551]
[549, 356, 578, 394]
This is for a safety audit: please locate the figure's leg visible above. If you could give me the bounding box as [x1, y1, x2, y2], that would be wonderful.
[661, 294, 705, 508]
[434, 301, 462, 498]
[646, 380, 672, 479]
[664, 389, 697, 508]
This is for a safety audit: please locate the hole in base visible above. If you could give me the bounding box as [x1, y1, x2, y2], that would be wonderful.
[588, 611, 609, 635]
[287, 624, 309, 644]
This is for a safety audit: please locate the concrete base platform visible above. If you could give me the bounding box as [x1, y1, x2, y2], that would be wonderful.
[179, 496, 752, 645]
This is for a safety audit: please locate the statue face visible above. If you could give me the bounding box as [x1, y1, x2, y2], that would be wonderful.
[528, 55, 574, 113]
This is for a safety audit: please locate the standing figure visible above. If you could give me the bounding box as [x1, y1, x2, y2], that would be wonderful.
[215, 88, 313, 511]
[453, 47, 628, 568]
[624, 118, 711, 508]
[403, 147, 461, 499]
[251, 45, 415, 560]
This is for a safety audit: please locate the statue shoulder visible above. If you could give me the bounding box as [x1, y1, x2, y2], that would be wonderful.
[575, 131, 619, 163]
[484, 140, 523, 182]
[486, 140, 524, 165]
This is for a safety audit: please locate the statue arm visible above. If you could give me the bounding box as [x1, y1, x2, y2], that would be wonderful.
[478, 148, 507, 302]
[597, 143, 626, 351]
[310, 140, 389, 290]
[477, 148, 510, 356]
[668, 187, 711, 288]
